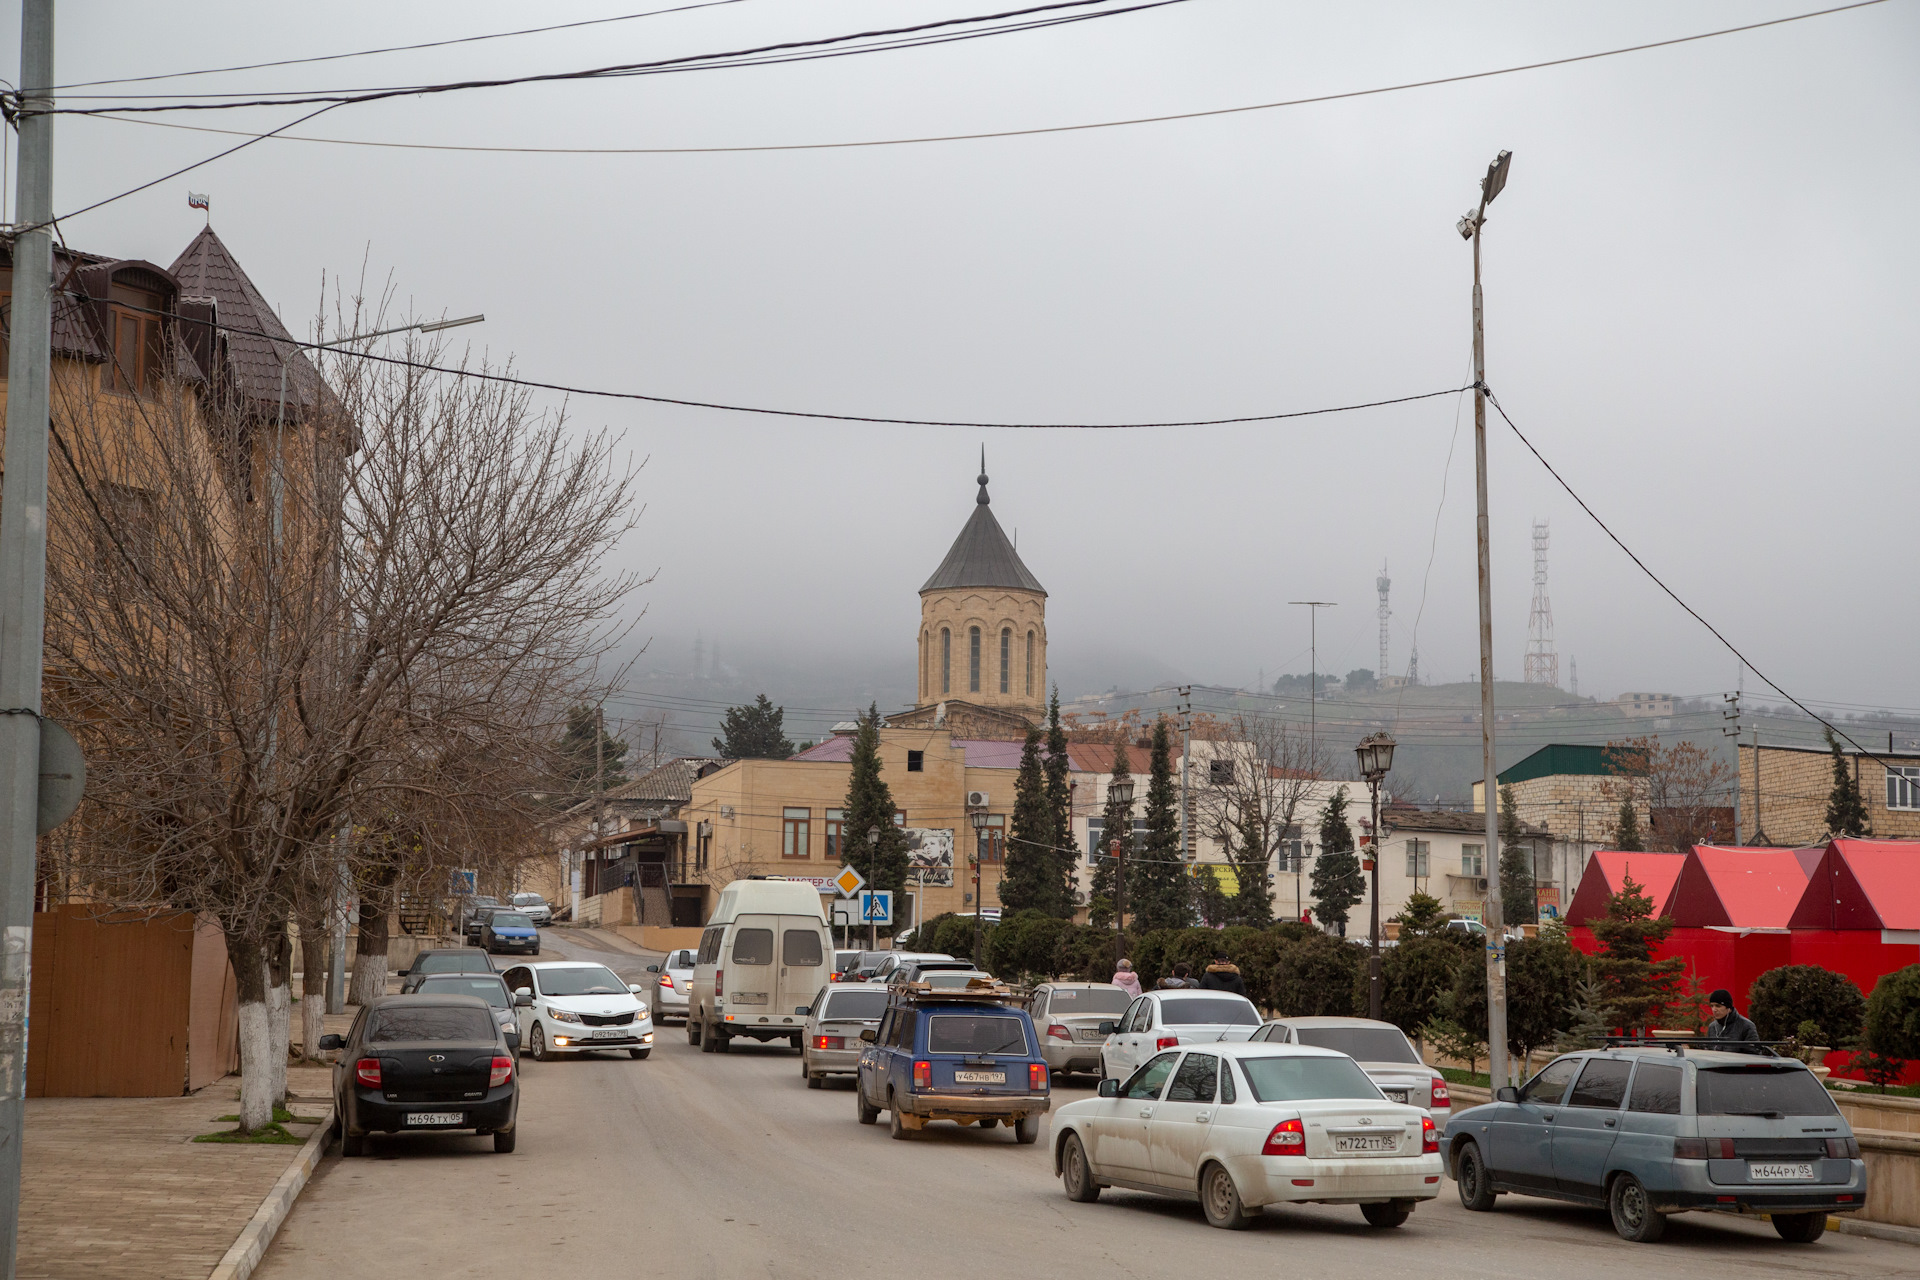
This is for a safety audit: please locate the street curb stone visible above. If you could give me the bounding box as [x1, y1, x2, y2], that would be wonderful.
[205, 1107, 333, 1280]
[1830, 1216, 1920, 1245]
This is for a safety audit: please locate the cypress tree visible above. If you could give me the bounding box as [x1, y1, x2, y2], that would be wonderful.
[1043, 687, 1079, 916]
[1127, 717, 1192, 931]
[1824, 728, 1871, 838]
[1498, 784, 1537, 927]
[1227, 805, 1274, 926]
[840, 703, 909, 895]
[1000, 728, 1055, 913]
[1590, 872, 1689, 1034]
[1087, 730, 1133, 928]
[1311, 786, 1363, 934]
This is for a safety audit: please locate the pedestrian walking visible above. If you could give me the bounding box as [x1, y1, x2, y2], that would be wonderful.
[1156, 962, 1193, 990]
[1706, 988, 1760, 1054]
[1111, 959, 1142, 998]
[1199, 951, 1247, 997]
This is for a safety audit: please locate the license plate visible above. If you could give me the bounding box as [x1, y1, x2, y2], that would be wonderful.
[1333, 1135, 1398, 1153]
[1384, 1090, 1409, 1104]
[590, 1028, 625, 1039]
[730, 993, 768, 1005]
[954, 1070, 1006, 1084]
[1749, 1162, 1815, 1181]
[406, 1112, 463, 1126]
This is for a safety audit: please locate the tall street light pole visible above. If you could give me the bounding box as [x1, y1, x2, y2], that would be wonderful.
[1288, 602, 1336, 756]
[969, 809, 990, 966]
[1459, 148, 1513, 1088]
[1355, 733, 1396, 1021]
[1107, 777, 1134, 973]
[0, 4, 54, 1269]
[865, 826, 880, 951]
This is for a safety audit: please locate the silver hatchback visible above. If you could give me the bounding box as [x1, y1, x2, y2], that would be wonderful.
[1031, 982, 1132, 1078]
[801, 984, 892, 1087]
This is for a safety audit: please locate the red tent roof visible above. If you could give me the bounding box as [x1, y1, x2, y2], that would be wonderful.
[1789, 839, 1920, 931]
[1564, 850, 1687, 926]
[1666, 846, 1822, 929]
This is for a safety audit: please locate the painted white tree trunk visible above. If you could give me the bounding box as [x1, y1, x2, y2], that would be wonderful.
[237, 999, 275, 1131]
[267, 976, 291, 1105]
[348, 950, 387, 1007]
[301, 984, 326, 1063]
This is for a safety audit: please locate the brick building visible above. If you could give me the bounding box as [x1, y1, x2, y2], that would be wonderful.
[1738, 741, 1920, 847]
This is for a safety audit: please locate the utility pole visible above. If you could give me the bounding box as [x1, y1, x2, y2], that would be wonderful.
[1177, 686, 1192, 862]
[0, 5, 53, 1269]
[1722, 692, 1742, 844]
[1111, 837, 1125, 971]
[1458, 148, 1513, 1089]
[1289, 602, 1336, 757]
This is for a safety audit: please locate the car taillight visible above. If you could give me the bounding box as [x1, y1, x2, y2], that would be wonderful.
[1047, 1023, 1072, 1041]
[913, 1061, 931, 1090]
[1429, 1080, 1450, 1108]
[490, 1056, 514, 1088]
[1827, 1137, 1861, 1158]
[1155, 1036, 1180, 1051]
[1031, 1063, 1048, 1090]
[1262, 1118, 1305, 1155]
[714, 969, 724, 995]
[659, 975, 675, 989]
[1422, 1114, 1438, 1154]
[355, 1058, 382, 1088]
[1674, 1137, 1736, 1160]
[813, 1035, 844, 1051]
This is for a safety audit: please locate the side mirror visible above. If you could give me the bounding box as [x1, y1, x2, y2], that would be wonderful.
[1496, 1086, 1520, 1103]
[514, 986, 532, 998]
[628, 984, 646, 995]
[514, 992, 533, 1007]
[859, 1028, 878, 1043]
[1098, 1078, 1119, 1098]
[797, 1006, 811, 1018]
[396, 968, 410, 977]
[645, 964, 660, 973]
[317, 1034, 345, 1051]
[1097, 1021, 1117, 1036]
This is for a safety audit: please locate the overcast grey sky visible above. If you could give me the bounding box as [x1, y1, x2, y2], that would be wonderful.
[26, 0, 1920, 713]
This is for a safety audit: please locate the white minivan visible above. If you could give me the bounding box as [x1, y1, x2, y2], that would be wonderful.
[688, 878, 833, 1054]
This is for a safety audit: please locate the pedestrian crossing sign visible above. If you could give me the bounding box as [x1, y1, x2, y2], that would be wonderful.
[859, 890, 892, 925]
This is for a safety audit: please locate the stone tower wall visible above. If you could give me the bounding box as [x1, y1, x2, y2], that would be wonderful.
[917, 587, 1046, 719]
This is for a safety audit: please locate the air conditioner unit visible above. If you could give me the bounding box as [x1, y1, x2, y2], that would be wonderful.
[719, 805, 734, 819]
[966, 791, 990, 809]
[1474, 877, 1489, 894]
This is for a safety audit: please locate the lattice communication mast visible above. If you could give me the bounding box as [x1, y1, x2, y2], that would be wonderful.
[1376, 561, 1391, 679]
[1524, 519, 1559, 686]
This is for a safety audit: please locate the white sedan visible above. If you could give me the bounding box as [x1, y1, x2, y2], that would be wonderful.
[1098, 989, 1262, 1084]
[1051, 1042, 1444, 1230]
[498, 961, 655, 1060]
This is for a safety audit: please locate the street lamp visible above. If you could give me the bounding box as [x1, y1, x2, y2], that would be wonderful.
[865, 826, 880, 950]
[1355, 732, 1396, 1021]
[1107, 777, 1135, 972]
[969, 809, 991, 965]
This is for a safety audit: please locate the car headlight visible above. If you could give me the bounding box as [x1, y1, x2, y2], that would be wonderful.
[549, 1008, 583, 1024]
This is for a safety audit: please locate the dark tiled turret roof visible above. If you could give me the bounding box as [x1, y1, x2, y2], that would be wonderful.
[169, 226, 328, 419]
[919, 452, 1045, 596]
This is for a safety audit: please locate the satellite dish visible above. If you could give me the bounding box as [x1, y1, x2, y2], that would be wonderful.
[38, 718, 85, 835]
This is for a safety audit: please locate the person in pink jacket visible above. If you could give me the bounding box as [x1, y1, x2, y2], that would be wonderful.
[1111, 959, 1143, 998]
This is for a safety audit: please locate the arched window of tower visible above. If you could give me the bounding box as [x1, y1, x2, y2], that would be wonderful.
[969, 626, 981, 693]
[1000, 628, 1011, 694]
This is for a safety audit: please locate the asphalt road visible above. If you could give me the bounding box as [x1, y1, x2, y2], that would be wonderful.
[257, 929, 1916, 1280]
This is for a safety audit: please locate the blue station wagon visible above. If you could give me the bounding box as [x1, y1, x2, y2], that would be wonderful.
[1442, 1047, 1866, 1243]
[856, 984, 1050, 1144]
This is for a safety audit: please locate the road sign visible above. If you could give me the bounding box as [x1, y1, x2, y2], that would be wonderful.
[859, 890, 892, 925]
[829, 901, 860, 928]
[36, 718, 84, 835]
[833, 866, 866, 898]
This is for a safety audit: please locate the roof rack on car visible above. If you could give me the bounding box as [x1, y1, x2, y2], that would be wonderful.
[1591, 1035, 1792, 1059]
[889, 977, 1032, 1007]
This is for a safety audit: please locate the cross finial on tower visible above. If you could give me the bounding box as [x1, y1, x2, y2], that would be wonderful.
[977, 445, 990, 505]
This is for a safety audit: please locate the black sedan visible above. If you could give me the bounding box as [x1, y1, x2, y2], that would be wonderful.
[397, 948, 495, 993]
[320, 994, 519, 1155]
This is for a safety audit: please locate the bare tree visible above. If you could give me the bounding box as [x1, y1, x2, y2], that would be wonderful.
[44, 306, 641, 1130]
[1190, 714, 1329, 924]
[1606, 736, 1737, 852]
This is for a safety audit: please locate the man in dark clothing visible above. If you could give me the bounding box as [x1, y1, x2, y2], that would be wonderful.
[1199, 952, 1247, 997]
[1156, 962, 1193, 990]
[1706, 988, 1761, 1054]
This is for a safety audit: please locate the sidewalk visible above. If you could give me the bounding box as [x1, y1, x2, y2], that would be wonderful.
[18, 1083, 327, 1280]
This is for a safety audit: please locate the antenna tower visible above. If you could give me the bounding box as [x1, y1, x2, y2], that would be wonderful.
[1524, 519, 1559, 686]
[1376, 561, 1391, 679]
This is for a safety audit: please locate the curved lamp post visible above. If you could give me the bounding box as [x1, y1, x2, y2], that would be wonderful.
[969, 808, 991, 965]
[865, 826, 880, 950]
[1355, 732, 1396, 1020]
[1107, 777, 1135, 971]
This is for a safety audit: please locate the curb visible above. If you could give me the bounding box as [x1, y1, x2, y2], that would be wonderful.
[1831, 1216, 1920, 1246]
[207, 1107, 333, 1280]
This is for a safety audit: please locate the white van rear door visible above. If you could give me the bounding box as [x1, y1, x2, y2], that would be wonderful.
[727, 916, 778, 1013]
[778, 923, 828, 1021]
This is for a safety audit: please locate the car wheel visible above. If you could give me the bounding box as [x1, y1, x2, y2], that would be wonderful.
[977, 1117, 997, 1129]
[1013, 1113, 1039, 1145]
[1361, 1200, 1412, 1229]
[629, 1048, 650, 1060]
[888, 1093, 912, 1141]
[1454, 1140, 1497, 1212]
[699, 1018, 718, 1053]
[1771, 1211, 1828, 1244]
[1608, 1174, 1666, 1243]
[532, 948, 540, 957]
[714, 1032, 730, 1054]
[530, 1025, 551, 1063]
[493, 1128, 516, 1154]
[1201, 1161, 1254, 1230]
[1061, 1133, 1100, 1203]
[806, 1070, 823, 1090]
[857, 1082, 880, 1125]
[790, 1034, 802, 1052]
[341, 1128, 368, 1158]
[688, 1016, 702, 1047]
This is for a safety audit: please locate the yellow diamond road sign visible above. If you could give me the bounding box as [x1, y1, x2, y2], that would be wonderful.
[833, 866, 866, 898]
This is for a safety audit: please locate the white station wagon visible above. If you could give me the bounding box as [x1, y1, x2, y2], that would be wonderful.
[1052, 1042, 1444, 1230]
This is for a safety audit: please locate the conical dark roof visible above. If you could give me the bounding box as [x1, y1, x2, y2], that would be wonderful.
[920, 454, 1045, 596]
[169, 226, 329, 419]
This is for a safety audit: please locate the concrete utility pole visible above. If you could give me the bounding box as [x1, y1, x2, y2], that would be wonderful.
[1177, 686, 1192, 861]
[1459, 148, 1513, 1090]
[0, 3, 52, 1268]
[1723, 692, 1742, 843]
[1289, 602, 1336, 757]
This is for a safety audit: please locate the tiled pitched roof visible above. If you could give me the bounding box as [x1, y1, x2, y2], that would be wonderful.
[603, 757, 721, 805]
[169, 227, 327, 418]
[920, 463, 1044, 595]
[1383, 806, 1550, 838]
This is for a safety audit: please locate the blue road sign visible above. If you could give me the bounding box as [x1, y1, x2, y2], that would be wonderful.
[859, 890, 893, 925]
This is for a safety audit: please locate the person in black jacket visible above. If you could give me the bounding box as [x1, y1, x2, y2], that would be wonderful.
[1199, 952, 1247, 997]
[1706, 988, 1761, 1054]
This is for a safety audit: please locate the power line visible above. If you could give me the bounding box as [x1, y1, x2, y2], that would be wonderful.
[52, 1, 760, 90]
[64, 0, 1892, 160]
